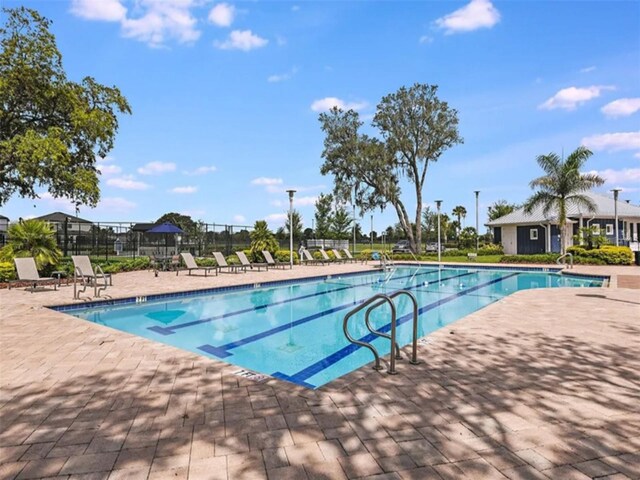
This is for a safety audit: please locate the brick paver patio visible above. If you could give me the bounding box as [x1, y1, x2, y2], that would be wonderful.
[1, 263, 639, 479]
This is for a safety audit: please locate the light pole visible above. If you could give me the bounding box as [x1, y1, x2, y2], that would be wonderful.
[370, 214, 373, 250]
[474, 191, 480, 253]
[612, 188, 621, 246]
[287, 189, 296, 268]
[435, 200, 442, 263]
[352, 187, 357, 255]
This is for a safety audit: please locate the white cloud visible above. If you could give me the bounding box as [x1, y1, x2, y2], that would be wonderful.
[214, 30, 268, 51]
[635, 152, 640, 159]
[310, 97, 368, 113]
[265, 213, 288, 225]
[183, 165, 217, 175]
[580, 66, 596, 73]
[233, 214, 246, 223]
[71, 0, 200, 48]
[419, 35, 433, 44]
[251, 177, 283, 186]
[70, 0, 126, 21]
[137, 161, 176, 175]
[170, 186, 198, 194]
[38, 192, 76, 212]
[539, 85, 614, 111]
[588, 168, 640, 185]
[435, 0, 500, 34]
[581, 132, 640, 152]
[96, 197, 137, 212]
[268, 67, 298, 83]
[208, 3, 235, 27]
[601, 98, 640, 118]
[270, 200, 284, 207]
[97, 163, 122, 176]
[107, 176, 150, 190]
[294, 196, 318, 207]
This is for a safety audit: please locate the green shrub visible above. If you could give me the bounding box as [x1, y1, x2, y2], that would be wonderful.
[567, 245, 633, 265]
[275, 250, 299, 264]
[478, 243, 504, 255]
[196, 257, 217, 267]
[0, 262, 16, 282]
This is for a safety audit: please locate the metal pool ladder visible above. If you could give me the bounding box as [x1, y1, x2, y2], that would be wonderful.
[556, 252, 574, 269]
[343, 290, 420, 375]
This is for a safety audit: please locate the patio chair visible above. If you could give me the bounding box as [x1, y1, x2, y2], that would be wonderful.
[341, 249, 359, 263]
[319, 249, 337, 263]
[72, 255, 111, 298]
[9, 257, 58, 292]
[262, 251, 286, 269]
[331, 249, 347, 263]
[212, 251, 246, 273]
[236, 251, 268, 271]
[179, 252, 217, 277]
[301, 249, 324, 265]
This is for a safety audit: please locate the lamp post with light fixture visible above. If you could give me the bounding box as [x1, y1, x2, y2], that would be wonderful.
[612, 188, 621, 246]
[287, 189, 296, 268]
[474, 191, 480, 253]
[435, 200, 443, 263]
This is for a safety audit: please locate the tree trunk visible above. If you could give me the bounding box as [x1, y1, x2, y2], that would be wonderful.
[393, 200, 414, 249]
[414, 187, 422, 255]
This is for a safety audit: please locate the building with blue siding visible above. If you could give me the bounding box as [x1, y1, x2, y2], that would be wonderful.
[487, 192, 640, 254]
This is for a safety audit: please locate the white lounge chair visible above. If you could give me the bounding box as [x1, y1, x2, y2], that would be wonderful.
[9, 258, 58, 292]
[179, 252, 217, 276]
[341, 249, 359, 263]
[319, 249, 337, 263]
[331, 249, 347, 263]
[212, 251, 246, 273]
[72, 255, 111, 298]
[236, 251, 268, 271]
[301, 249, 324, 265]
[262, 251, 286, 269]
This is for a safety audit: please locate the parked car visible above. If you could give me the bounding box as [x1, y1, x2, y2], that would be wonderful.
[392, 240, 412, 253]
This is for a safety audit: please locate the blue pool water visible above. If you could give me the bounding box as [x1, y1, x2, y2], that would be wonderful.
[58, 266, 603, 389]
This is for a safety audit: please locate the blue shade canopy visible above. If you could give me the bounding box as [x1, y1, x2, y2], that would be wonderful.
[147, 222, 184, 234]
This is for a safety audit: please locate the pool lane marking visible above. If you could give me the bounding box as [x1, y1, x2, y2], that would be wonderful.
[272, 272, 519, 388]
[197, 271, 477, 358]
[148, 268, 451, 336]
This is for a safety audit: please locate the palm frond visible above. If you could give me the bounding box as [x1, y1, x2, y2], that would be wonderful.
[566, 194, 598, 213]
[565, 146, 593, 170]
[536, 153, 561, 176]
[523, 191, 556, 215]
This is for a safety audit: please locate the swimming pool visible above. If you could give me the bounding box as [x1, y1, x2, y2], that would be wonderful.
[56, 266, 604, 389]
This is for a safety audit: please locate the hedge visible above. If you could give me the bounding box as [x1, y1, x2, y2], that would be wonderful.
[567, 245, 633, 265]
[500, 254, 559, 264]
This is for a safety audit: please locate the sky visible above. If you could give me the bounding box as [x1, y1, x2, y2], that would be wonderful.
[1, 0, 639, 233]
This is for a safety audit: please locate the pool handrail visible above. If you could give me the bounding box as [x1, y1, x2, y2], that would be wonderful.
[556, 252, 574, 269]
[364, 290, 420, 365]
[343, 293, 397, 374]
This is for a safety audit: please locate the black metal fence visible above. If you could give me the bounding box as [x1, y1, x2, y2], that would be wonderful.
[9, 221, 256, 260]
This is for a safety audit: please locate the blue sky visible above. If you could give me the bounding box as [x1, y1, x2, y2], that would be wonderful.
[2, 0, 639, 232]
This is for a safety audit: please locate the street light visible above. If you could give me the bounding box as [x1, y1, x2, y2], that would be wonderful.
[435, 200, 443, 263]
[370, 214, 373, 250]
[352, 186, 357, 255]
[474, 191, 480, 253]
[286, 189, 296, 269]
[612, 188, 621, 246]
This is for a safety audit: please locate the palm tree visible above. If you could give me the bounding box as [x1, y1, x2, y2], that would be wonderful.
[523, 146, 604, 254]
[0, 219, 61, 267]
[488, 200, 518, 221]
[249, 220, 278, 261]
[452, 205, 467, 236]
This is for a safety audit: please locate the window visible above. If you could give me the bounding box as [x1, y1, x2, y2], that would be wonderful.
[530, 228, 538, 240]
[592, 224, 600, 236]
[605, 224, 614, 236]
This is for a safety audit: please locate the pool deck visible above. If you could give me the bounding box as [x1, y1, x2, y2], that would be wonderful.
[1, 263, 639, 479]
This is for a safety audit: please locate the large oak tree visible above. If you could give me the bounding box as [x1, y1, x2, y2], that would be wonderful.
[319, 84, 462, 253]
[0, 7, 131, 207]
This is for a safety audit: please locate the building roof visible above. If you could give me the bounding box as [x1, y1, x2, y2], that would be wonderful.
[36, 211, 92, 224]
[0, 214, 9, 221]
[488, 191, 640, 226]
[130, 222, 159, 232]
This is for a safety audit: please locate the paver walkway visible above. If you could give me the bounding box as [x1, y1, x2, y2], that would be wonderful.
[1, 264, 639, 479]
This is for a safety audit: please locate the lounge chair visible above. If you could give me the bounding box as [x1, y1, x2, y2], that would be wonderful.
[236, 251, 268, 271]
[301, 249, 324, 265]
[331, 249, 347, 263]
[9, 258, 58, 292]
[72, 255, 111, 298]
[341, 249, 359, 263]
[319, 249, 337, 263]
[262, 251, 286, 269]
[179, 252, 217, 276]
[212, 251, 246, 273]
